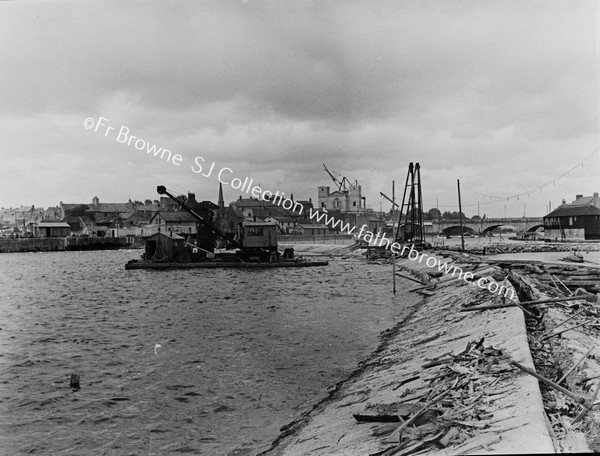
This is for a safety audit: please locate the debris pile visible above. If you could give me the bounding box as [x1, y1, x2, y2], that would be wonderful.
[444, 242, 600, 255]
[507, 270, 600, 450]
[353, 338, 516, 456]
[530, 264, 600, 294]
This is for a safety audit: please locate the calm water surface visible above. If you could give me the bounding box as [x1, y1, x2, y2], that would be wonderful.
[0, 250, 418, 455]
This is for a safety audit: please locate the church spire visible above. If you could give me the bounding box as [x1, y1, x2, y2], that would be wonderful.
[218, 182, 225, 209]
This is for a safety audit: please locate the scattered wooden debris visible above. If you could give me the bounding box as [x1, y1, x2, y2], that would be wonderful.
[459, 296, 587, 313]
[573, 379, 600, 423]
[540, 310, 585, 339]
[395, 272, 429, 286]
[534, 265, 600, 294]
[556, 346, 595, 386]
[356, 339, 513, 455]
[509, 361, 588, 406]
[540, 321, 589, 341]
[392, 375, 420, 391]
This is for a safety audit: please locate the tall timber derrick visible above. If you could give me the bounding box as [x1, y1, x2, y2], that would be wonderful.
[395, 162, 425, 246]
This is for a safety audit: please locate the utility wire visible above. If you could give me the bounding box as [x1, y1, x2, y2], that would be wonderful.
[461, 147, 598, 200]
[421, 147, 598, 209]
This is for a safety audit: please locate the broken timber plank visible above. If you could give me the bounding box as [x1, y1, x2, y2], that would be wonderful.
[540, 321, 588, 341]
[460, 296, 586, 312]
[556, 346, 595, 386]
[541, 310, 585, 338]
[395, 272, 429, 286]
[353, 414, 401, 423]
[574, 379, 600, 423]
[509, 360, 588, 406]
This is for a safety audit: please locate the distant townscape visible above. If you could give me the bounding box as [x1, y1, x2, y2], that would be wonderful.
[1, 183, 599, 242]
[0, 182, 381, 240]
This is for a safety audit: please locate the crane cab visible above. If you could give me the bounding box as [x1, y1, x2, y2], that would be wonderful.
[241, 222, 278, 250]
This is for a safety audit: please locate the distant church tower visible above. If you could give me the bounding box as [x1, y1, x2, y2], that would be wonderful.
[218, 183, 225, 209]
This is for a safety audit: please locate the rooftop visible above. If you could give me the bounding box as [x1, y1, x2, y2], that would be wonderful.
[545, 205, 600, 218]
[153, 211, 197, 222]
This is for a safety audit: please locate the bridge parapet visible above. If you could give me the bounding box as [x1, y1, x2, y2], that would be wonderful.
[430, 217, 544, 234]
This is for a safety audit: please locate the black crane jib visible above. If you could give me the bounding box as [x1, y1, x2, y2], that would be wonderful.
[156, 185, 241, 248]
[380, 192, 399, 208]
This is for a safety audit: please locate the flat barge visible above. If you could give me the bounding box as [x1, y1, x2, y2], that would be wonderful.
[128, 185, 330, 271]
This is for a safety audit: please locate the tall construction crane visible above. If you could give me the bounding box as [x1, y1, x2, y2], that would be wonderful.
[323, 164, 356, 193]
[157, 185, 241, 248]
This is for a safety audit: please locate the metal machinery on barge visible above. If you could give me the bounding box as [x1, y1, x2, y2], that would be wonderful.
[125, 186, 328, 270]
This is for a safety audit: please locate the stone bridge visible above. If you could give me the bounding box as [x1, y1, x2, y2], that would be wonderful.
[430, 217, 544, 235]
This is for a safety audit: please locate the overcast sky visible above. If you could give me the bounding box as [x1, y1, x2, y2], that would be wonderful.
[1, 0, 598, 217]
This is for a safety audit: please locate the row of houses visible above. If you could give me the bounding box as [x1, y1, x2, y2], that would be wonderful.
[1, 188, 385, 239]
[9, 188, 597, 241]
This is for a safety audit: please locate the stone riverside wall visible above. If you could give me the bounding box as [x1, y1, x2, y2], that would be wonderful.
[0, 237, 141, 253]
[260, 255, 556, 455]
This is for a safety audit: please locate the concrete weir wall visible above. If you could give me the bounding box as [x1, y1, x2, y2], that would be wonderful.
[0, 238, 66, 252]
[261, 254, 556, 455]
[0, 237, 134, 253]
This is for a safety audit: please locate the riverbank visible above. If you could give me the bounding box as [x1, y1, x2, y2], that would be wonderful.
[0, 236, 143, 253]
[260, 249, 599, 455]
[435, 237, 600, 255]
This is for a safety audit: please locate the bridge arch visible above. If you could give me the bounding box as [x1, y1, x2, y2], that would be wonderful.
[526, 224, 544, 232]
[482, 224, 518, 235]
[441, 225, 475, 236]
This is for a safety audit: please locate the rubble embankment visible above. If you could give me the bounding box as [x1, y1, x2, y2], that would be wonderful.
[510, 269, 600, 452]
[259, 251, 580, 455]
[440, 240, 600, 255]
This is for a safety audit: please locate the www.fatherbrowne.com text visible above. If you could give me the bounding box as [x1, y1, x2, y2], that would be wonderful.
[84, 115, 515, 300]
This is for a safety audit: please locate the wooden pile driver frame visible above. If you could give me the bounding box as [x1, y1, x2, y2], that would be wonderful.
[394, 162, 425, 246]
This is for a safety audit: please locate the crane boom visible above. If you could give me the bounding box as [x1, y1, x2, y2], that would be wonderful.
[323, 163, 342, 191]
[380, 192, 399, 208]
[156, 185, 242, 248]
[323, 164, 356, 192]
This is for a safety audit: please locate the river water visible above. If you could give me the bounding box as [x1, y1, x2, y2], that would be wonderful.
[0, 250, 418, 455]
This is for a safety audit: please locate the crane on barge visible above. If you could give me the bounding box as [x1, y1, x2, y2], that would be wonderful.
[124, 187, 329, 269]
[156, 185, 281, 262]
